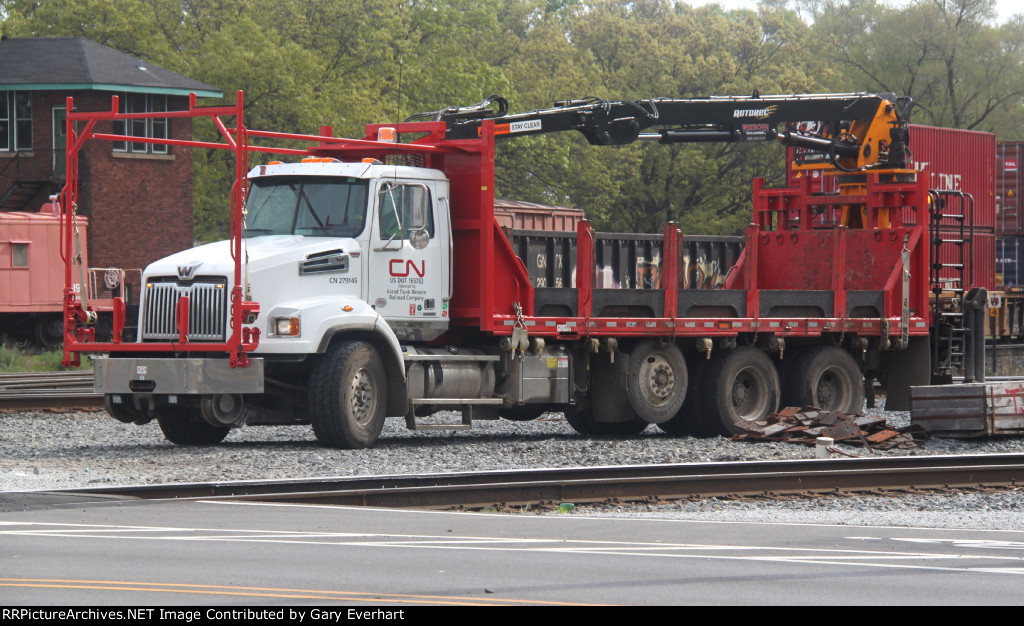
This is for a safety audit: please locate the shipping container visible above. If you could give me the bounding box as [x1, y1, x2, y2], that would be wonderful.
[493, 199, 584, 232]
[997, 235, 1024, 287]
[788, 125, 996, 230]
[986, 236, 1022, 340]
[997, 142, 1024, 235]
[931, 229, 995, 293]
[907, 125, 996, 230]
[988, 288, 1024, 341]
[787, 125, 996, 291]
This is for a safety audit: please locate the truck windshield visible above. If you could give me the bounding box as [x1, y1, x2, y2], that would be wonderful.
[244, 176, 369, 238]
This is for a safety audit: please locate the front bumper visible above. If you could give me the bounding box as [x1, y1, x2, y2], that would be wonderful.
[94, 356, 265, 395]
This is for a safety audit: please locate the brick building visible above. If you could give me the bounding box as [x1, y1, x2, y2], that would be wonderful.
[0, 36, 221, 277]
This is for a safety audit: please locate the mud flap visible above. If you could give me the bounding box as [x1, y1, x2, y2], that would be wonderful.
[882, 335, 930, 411]
[590, 353, 636, 423]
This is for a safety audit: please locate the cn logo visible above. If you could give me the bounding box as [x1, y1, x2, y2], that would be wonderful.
[389, 259, 425, 277]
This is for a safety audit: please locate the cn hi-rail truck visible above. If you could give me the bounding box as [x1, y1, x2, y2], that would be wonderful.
[58, 91, 985, 447]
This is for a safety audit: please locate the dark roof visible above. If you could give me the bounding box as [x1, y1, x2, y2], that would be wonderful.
[0, 37, 221, 98]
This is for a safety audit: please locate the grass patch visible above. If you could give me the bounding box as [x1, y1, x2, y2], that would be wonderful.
[0, 341, 91, 372]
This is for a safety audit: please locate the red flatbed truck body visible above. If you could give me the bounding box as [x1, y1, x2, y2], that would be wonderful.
[63, 91, 966, 448]
[310, 120, 933, 347]
[58, 92, 934, 357]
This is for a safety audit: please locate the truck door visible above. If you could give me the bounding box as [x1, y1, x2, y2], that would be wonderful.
[367, 180, 450, 341]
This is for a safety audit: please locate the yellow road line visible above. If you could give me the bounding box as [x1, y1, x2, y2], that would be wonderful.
[0, 578, 602, 606]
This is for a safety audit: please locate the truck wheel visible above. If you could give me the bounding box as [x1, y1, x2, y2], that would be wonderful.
[784, 346, 864, 413]
[104, 394, 148, 425]
[309, 340, 387, 449]
[700, 347, 780, 436]
[200, 394, 248, 427]
[500, 407, 547, 421]
[627, 340, 687, 424]
[658, 353, 711, 436]
[156, 407, 230, 445]
[565, 406, 648, 435]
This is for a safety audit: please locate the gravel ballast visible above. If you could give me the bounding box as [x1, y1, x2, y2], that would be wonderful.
[2, 402, 1023, 530]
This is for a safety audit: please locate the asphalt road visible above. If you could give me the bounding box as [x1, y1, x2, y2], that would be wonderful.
[2, 498, 1023, 606]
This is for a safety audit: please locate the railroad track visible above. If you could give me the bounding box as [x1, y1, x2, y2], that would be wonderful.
[0, 370, 101, 410]
[9, 453, 1023, 512]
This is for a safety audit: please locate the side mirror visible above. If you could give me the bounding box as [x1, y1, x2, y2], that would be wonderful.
[403, 185, 430, 232]
[404, 186, 430, 250]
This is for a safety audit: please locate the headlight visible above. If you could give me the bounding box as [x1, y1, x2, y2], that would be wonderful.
[273, 317, 301, 336]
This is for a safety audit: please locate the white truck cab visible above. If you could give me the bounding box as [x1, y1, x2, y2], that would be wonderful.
[131, 159, 452, 352]
[241, 159, 453, 348]
[95, 159, 467, 447]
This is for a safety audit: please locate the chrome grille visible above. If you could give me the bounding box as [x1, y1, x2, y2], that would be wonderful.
[141, 279, 228, 342]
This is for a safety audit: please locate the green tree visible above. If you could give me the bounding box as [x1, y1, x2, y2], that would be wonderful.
[492, 0, 831, 235]
[800, 0, 1024, 135]
[14, 0, 999, 242]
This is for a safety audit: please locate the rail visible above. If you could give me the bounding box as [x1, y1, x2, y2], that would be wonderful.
[0, 371, 100, 410]
[21, 454, 1024, 511]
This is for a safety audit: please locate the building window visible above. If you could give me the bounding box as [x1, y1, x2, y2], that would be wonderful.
[0, 91, 33, 152]
[113, 94, 167, 154]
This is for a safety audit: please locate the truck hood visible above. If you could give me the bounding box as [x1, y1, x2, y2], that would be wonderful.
[144, 236, 361, 279]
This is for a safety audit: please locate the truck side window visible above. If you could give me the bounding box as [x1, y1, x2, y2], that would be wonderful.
[378, 183, 434, 241]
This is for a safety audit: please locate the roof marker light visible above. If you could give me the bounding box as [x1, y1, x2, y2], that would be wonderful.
[377, 127, 397, 143]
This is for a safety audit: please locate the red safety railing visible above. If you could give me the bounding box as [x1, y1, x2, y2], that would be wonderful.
[60, 92, 533, 366]
[62, 91, 263, 367]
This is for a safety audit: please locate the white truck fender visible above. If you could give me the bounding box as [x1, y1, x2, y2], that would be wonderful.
[280, 297, 404, 382]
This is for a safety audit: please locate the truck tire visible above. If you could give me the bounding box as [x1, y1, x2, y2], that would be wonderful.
[626, 340, 687, 424]
[658, 353, 712, 436]
[104, 394, 148, 425]
[699, 347, 780, 436]
[784, 346, 864, 413]
[500, 407, 547, 421]
[565, 406, 648, 435]
[156, 407, 230, 445]
[309, 340, 387, 449]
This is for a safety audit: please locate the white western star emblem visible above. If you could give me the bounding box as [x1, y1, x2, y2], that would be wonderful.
[177, 262, 202, 280]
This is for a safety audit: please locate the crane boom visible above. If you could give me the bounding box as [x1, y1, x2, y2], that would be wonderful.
[432, 92, 912, 173]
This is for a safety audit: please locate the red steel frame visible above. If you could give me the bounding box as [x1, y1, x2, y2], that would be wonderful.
[60, 92, 533, 367]
[63, 92, 255, 366]
[61, 91, 932, 369]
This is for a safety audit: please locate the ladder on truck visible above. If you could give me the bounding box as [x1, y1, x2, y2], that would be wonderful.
[928, 189, 984, 382]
